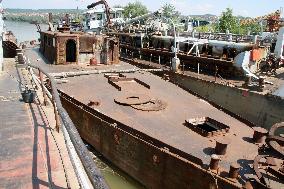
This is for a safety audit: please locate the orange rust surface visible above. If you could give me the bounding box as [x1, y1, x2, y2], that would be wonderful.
[24, 48, 284, 188]
[251, 49, 261, 61]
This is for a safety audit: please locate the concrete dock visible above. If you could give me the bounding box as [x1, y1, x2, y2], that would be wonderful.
[0, 58, 79, 189]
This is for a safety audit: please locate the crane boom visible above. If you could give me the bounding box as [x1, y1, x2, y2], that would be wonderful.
[87, 0, 111, 29]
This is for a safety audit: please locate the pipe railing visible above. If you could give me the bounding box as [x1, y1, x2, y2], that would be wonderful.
[49, 68, 163, 78]
[21, 53, 109, 189]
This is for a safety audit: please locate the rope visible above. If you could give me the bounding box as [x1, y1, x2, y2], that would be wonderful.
[208, 168, 219, 189]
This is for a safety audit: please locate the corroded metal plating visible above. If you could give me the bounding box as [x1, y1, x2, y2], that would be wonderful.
[266, 122, 284, 157]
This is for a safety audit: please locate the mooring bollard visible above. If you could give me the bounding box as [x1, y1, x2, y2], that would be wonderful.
[228, 162, 240, 179]
[209, 154, 220, 170]
[215, 138, 230, 155]
[252, 127, 268, 143]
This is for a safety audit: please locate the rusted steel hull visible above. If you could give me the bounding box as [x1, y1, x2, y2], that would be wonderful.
[119, 44, 241, 77]
[60, 91, 240, 189]
[3, 31, 18, 58]
[3, 40, 18, 58]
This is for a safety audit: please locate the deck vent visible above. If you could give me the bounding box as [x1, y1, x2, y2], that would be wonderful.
[185, 117, 230, 137]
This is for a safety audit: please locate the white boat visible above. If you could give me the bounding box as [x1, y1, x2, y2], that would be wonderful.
[84, 7, 124, 31]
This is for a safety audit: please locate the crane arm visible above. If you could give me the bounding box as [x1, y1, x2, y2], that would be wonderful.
[87, 0, 111, 28]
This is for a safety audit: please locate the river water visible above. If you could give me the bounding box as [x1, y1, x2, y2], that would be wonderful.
[4, 20, 144, 189]
[88, 145, 145, 189]
[4, 20, 48, 43]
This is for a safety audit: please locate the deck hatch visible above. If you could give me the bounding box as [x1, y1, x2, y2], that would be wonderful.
[105, 74, 150, 91]
[185, 117, 230, 137]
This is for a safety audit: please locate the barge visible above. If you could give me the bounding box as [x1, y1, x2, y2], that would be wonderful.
[105, 9, 284, 131]
[20, 1, 284, 188]
[3, 31, 18, 58]
[24, 31, 284, 189]
[55, 66, 283, 189]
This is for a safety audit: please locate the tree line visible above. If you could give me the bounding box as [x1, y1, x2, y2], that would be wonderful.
[4, 1, 262, 34]
[120, 1, 261, 34]
[4, 9, 83, 24]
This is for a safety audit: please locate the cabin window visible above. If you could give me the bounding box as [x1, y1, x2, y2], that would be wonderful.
[110, 13, 115, 19]
[97, 14, 103, 20]
[116, 13, 121, 18]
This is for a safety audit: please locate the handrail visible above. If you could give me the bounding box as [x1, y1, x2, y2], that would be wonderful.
[24, 56, 110, 189]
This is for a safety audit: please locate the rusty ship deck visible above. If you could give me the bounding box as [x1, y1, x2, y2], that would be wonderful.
[0, 58, 80, 189]
[122, 57, 284, 131]
[25, 48, 284, 189]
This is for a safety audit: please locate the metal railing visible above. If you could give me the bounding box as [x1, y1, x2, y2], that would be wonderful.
[18, 53, 109, 189]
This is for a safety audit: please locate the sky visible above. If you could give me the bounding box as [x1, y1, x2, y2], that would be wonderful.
[2, 0, 284, 17]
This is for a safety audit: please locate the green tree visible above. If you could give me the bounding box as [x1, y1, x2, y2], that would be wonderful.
[217, 8, 261, 34]
[218, 8, 238, 33]
[195, 24, 216, 33]
[161, 3, 180, 22]
[239, 21, 261, 35]
[123, 1, 148, 19]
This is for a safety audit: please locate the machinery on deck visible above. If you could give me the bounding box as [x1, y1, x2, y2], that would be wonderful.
[85, 1, 284, 78]
[87, 0, 112, 30]
[86, 0, 163, 33]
